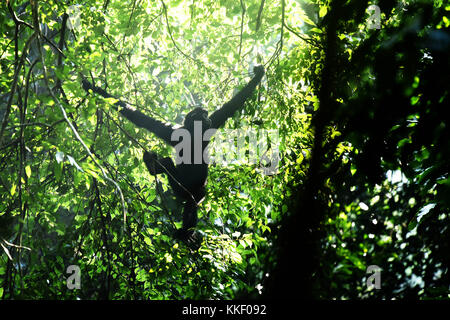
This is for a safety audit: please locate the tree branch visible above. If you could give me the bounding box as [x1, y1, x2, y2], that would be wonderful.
[238, 0, 246, 59]
[7, 0, 66, 58]
[160, 0, 208, 70]
[255, 0, 265, 32]
[55, 13, 68, 91]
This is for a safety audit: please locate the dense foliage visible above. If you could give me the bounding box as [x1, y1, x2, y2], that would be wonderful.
[1, 0, 449, 300]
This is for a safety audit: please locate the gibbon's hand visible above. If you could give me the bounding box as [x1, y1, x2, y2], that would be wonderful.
[253, 65, 265, 77]
[143, 150, 157, 162]
[81, 79, 93, 92]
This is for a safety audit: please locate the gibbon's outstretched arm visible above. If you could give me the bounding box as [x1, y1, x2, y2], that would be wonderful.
[209, 65, 265, 129]
[119, 108, 175, 146]
[82, 80, 175, 146]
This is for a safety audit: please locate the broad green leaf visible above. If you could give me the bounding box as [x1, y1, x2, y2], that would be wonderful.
[25, 165, 31, 178]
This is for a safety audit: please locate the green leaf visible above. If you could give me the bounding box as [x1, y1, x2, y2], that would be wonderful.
[25, 165, 32, 178]
[408, 219, 418, 231]
[74, 170, 83, 188]
[271, 210, 279, 220]
[54, 161, 63, 181]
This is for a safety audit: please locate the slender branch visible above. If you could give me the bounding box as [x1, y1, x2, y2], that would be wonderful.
[23, 58, 39, 122]
[279, 0, 319, 47]
[94, 179, 111, 300]
[160, 0, 207, 70]
[17, 47, 29, 267]
[55, 13, 68, 91]
[103, 0, 111, 12]
[267, 0, 286, 67]
[7, 0, 66, 58]
[1, 239, 31, 251]
[6, 122, 53, 130]
[238, 0, 246, 59]
[255, 0, 265, 32]
[0, 34, 36, 146]
[283, 22, 319, 47]
[0, 242, 13, 260]
[75, 195, 96, 258]
[126, 0, 138, 32]
[280, 0, 285, 53]
[0, 38, 14, 60]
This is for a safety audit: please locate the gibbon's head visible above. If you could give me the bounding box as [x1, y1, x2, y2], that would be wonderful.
[184, 107, 211, 130]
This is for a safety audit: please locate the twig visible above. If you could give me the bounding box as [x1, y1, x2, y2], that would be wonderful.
[55, 13, 68, 91]
[94, 179, 111, 299]
[1, 239, 31, 251]
[0, 34, 36, 146]
[283, 22, 319, 47]
[160, 0, 206, 69]
[6, 122, 53, 130]
[238, 0, 246, 59]
[7, 0, 66, 58]
[0, 239, 32, 261]
[0, 242, 13, 260]
[255, 0, 265, 32]
[278, 0, 319, 47]
[267, 0, 286, 68]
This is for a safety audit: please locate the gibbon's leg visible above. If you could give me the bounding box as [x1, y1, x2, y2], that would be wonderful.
[178, 185, 206, 240]
[182, 199, 198, 232]
[173, 199, 198, 241]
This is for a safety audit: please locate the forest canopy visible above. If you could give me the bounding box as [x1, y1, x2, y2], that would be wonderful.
[0, 0, 449, 300]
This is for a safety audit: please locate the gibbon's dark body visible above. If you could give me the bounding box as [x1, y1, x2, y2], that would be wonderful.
[82, 65, 264, 240]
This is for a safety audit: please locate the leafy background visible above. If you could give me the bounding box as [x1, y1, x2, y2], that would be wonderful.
[0, 0, 449, 299]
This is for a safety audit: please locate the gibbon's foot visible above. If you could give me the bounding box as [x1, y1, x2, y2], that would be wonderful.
[81, 79, 93, 92]
[253, 65, 265, 77]
[174, 228, 201, 247]
[174, 227, 194, 241]
[143, 150, 158, 162]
